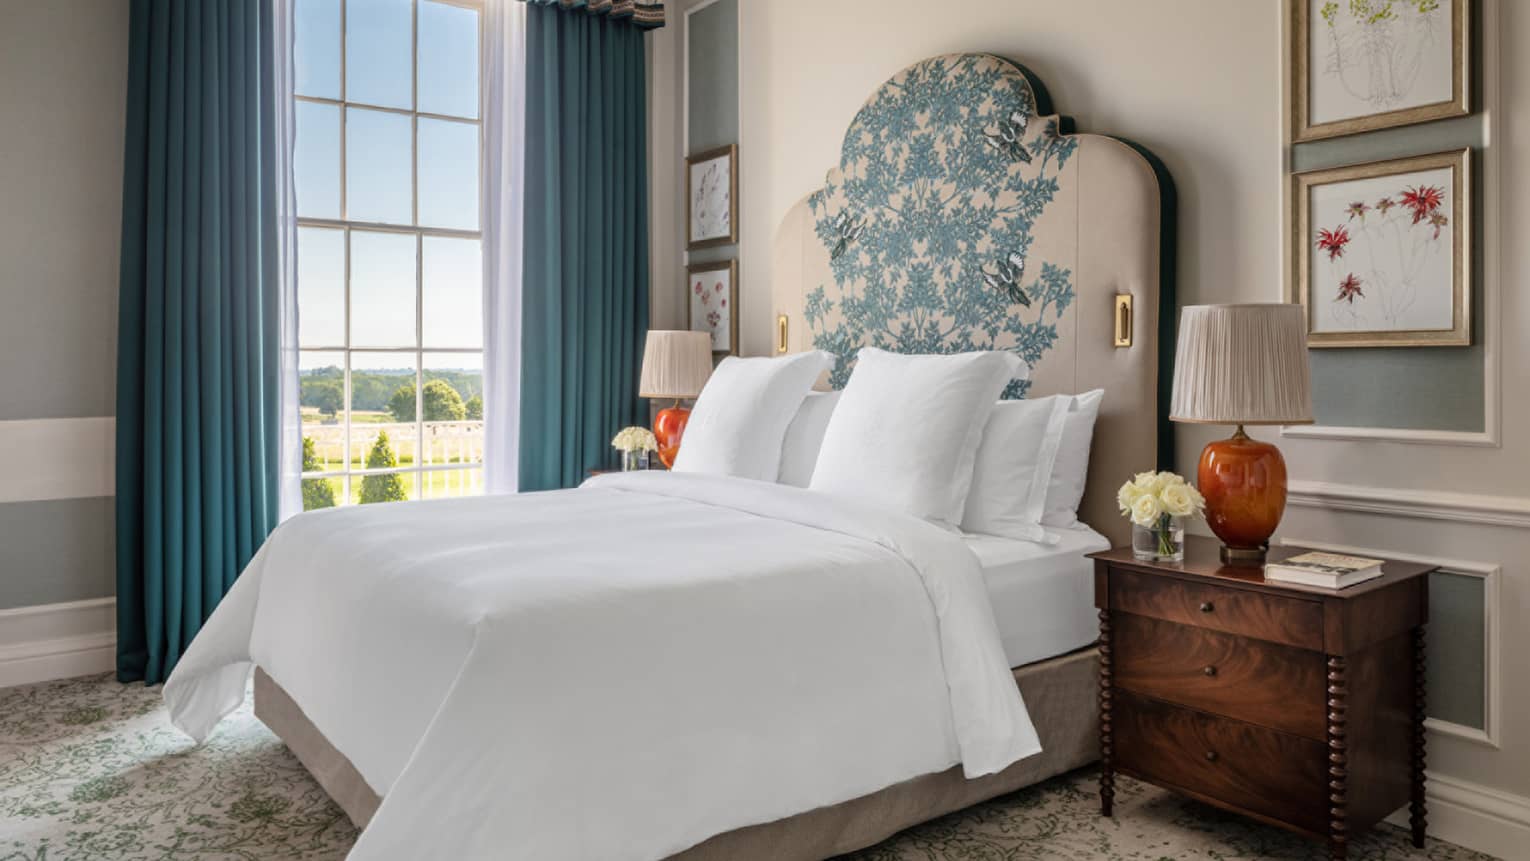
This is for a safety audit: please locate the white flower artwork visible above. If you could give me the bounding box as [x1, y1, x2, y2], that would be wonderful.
[687, 146, 736, 247]
[1308, 0, 1454, 126]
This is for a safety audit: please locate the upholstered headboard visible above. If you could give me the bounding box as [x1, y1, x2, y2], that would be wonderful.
[772, 53, 1174, 546]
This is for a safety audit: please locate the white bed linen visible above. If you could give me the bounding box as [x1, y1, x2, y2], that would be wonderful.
[163, 472, 1038, 861]
[967, 527, 1110, 668]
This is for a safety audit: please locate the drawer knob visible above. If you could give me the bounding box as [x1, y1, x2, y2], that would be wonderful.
[1199, 601, 1215, 613]
[1205, 750, 1218, 762]
[1203, 665, 1217, 677]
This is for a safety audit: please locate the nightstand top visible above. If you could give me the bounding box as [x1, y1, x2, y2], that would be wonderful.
[1088, 535, 1435, 600]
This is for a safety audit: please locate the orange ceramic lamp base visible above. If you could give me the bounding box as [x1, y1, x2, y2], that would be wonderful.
[1197, 426, 1288, 566]
[652, 402, 690, 468]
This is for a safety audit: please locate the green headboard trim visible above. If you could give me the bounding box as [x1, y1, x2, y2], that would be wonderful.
[1109, 136, 1178, 471]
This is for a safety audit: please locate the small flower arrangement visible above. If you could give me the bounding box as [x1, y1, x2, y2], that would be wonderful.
[611, 426, 658, 454]
[1117, 471, 1205, 561]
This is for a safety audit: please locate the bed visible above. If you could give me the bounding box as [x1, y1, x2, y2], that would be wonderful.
[164, 53, 1171, 860]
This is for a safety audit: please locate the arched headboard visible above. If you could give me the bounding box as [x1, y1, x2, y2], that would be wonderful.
[771, 53, 1175, 545]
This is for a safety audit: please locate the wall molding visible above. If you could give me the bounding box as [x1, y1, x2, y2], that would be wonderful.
[0, 598, 116, 689]
[0, 417, 115, 504]
[1385, 771, 1530, 861]
[1287, 480, 1530, 530]
[1279, 537, 1501, 750]
[1277, 0, 1502, 448]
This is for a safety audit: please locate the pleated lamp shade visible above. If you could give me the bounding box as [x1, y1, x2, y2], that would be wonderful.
[1170, 304, 1314, 426]
[638, 330, 714, 400]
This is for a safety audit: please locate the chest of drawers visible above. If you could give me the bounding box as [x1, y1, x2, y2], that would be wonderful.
[1089, 537, 1433, 860]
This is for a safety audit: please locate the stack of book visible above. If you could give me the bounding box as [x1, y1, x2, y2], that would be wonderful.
[1264, 551, 1385, 589]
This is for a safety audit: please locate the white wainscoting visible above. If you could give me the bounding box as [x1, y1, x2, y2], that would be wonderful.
[1287, 480, 1530, 530]
[0, 417, 115, 504]
[1278, 537, 1501, 749]
[0, 598, 116, 688]
[1386, 772, 1530, 861]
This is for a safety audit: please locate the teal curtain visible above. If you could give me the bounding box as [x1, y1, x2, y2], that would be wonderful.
[115, 0, 281, 684]
[519, 5, 651, 490]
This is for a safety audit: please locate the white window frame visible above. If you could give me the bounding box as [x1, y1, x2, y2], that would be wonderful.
[296, 0, 486, 506]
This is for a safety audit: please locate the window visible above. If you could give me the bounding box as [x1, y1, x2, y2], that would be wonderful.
[293, 0, 484, 510]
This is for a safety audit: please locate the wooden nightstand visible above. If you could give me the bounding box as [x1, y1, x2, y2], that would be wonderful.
[1089, 536, 1433, 861]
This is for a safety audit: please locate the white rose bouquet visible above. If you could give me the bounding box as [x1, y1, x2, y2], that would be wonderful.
[611, 426, 658, 454]
[1117, 471, 1205, 558]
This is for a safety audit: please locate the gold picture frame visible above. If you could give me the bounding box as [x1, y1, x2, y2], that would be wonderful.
[685, 144, 738, 250]
[685, 259, 739, 356]
[1292, 148, 1470, 348]
[1291, 0, 1469, 143]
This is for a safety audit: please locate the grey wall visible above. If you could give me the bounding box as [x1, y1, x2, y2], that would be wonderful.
[1293, 117, 1487, 433]
[0, 1, 129, 609]
[684, 0, 738, 271]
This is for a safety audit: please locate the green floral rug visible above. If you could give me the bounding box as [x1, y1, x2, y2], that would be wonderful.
[0, 673, 1495, 861]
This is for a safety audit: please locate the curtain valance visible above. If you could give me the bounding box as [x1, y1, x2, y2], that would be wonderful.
[516, 0, 664, 29]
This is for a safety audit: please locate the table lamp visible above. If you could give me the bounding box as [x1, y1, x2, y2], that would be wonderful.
[638, 330, 714, 467]
[1169, 304, 1313, 565]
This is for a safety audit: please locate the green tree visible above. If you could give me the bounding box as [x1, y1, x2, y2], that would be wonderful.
[465, 394, 483, 421]
[300, 436, 336, 511]
[359, 431, 408, 504]
[307, 380, 343, 418]
[387, 379, 468, 422]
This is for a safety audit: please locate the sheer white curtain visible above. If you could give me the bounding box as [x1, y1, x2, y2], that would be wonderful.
[482, 0, 527, 494]
[272, 0, 303, 520]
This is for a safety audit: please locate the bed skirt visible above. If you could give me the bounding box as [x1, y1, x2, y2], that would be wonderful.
[253, 646, 1100, 860]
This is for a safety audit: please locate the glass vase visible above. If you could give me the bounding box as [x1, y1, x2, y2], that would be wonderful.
[621, 449, 647, 472]
[1132, 514, 1185, 562]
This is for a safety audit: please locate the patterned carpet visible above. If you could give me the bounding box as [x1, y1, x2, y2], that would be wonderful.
[0, 673, 1496, 861]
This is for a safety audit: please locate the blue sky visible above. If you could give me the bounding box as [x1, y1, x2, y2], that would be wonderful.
[293, 0, 481, 354]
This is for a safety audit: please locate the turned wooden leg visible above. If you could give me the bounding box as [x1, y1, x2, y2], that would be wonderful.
[1099, 609, 1115, 817]
[1327, 656, 1348, 861]
[1411, 626, 1428, 849]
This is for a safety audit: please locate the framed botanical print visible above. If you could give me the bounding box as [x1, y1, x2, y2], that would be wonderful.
[686, 144, 738, 249]
[686, 260, 739, 356]
[1291, 0, 1469, 142]
[1293, 148, 1470, 347]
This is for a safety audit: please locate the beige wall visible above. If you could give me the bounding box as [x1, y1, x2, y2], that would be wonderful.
[649, 0, 1530, 853]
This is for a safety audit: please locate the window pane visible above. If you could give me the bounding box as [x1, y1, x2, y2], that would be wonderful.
[423, 352, 482, 466]
[351, 351, 420, 473]
[295, 0, 341, 99]
[355, 470, 417, 505]
[422, 237, 481, 348]
[420, 468, 482, 500]
[345, 0, 412, 109]
[299, 351, 347, 478]
[418, 1, 479, 119]
[417, 119, 478, 230]
[295, 101, 341, 219]
[346, 108, 412, 224]
[297, 227, 345, 347]
[349, 231, 416, 347]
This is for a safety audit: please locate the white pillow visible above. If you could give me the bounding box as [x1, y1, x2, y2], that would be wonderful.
[672, 351, 833, 481]
[777, 391, 841, 487]
[1041, 389, 1105, 529]
[810, 348, 1021, 528]
[960, 395, 1072, 542]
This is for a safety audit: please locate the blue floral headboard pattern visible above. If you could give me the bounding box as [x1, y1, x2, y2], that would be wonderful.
[772, 53, 1174, 542]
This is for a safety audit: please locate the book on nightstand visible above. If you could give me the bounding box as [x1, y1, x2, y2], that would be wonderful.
[1264, 551, 1386, 589]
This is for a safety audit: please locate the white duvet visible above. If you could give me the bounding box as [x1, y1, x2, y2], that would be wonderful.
[164, 471, 1040, 860]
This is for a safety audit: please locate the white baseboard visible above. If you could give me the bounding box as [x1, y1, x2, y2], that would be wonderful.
[1386, 771, 1530, 860]
[0, 598, 116, 688]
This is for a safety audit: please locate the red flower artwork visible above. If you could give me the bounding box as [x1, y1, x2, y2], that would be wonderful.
[1315, 226, 1351, 261]
[1429, 211, 1448, 240]
[1400, 185, 1444, 225]
[1345, 201, 1369, 220]
[1335, 273, 1363, 304]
